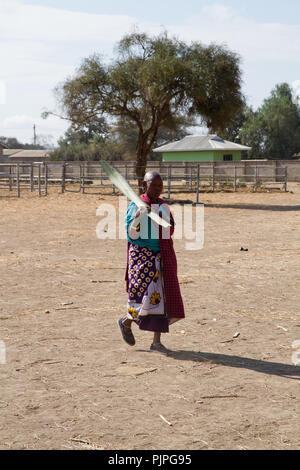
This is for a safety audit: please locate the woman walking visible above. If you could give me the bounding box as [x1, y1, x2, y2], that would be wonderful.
[118, 171, 184, 352]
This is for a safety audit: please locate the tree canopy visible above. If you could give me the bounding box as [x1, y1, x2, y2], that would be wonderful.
[0, 136, 46, 150]
[44, 31, 244, 185]
[219, 83, 300, 159]
[253, 83, 300, 159]
[49, 114, 194, 162]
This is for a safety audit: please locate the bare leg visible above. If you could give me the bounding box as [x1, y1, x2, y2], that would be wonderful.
[153, 331, 161, 345]
[150, 332, 168, 352]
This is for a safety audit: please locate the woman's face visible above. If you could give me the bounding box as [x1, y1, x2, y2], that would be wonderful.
[143, 176, 163, 200]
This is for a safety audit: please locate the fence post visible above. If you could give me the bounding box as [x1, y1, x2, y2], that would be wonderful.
[62, 162, 66, 193]
[45, 162, 48, 196]
[9, 165, 12, 191]
[196, 163, 200, 204]
[100, 163, 103, 186]
[112, 162, 115, 194]
[212, 164, 215, 192]
[275, 160, 279, 183]
[30, 163, 34, 192]
[254, 166, 258, 192]
[17, 163, 20, 197]
[284, 166, 287, 192]
[234, 165, 237, 192]
[167, 165, 171, 199]
[38, 163, 41, 196]
[80, 164, 84, 194]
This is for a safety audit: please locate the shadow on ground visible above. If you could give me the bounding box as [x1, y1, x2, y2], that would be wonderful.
[164, 198, 300, 211]
[201, 203, 300, 211]
[138, 348, 300, 380]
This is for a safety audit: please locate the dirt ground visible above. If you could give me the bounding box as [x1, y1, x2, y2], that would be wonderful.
[0, 182, 300, 450]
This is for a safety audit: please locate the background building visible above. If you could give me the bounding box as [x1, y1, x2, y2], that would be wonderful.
[1, 149, 51, 163]
[153, 134, 252, 162]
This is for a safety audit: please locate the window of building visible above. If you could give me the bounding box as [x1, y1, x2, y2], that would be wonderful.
[223, 154, 233, 161]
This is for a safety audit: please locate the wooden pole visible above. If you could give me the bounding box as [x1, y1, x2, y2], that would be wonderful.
[112, 163, 115, 194]
[254, 166, 258, 192]
[212, 164, 215, 192]
[62, 162, 65, 193]
[80, 164, 83, 193]
[33, 124, 37, 146]
[30, 163, 34, 192]
[196, 164, 200, 204]
[9, 165, 12, 191]
[83, 163, 86, 193]
[17, 163, 20, 197]
[167, 165, 171, 199]
[38, 163, 41, 197]
[284, 166, 287, 192]
[234, 165, 237, 192]
[45, 162, 48, 196]
[112, 164, 115, 194]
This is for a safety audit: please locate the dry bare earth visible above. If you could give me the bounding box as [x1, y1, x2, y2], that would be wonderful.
[0, 184, 300, 450]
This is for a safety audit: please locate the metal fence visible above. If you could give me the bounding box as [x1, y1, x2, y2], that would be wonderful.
[0, 161, 288, 200]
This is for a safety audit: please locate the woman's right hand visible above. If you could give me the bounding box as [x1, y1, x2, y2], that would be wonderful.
[134, 206, 150, 219]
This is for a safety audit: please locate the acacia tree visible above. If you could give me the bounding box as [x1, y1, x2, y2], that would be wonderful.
[112, 113, 196, 160]
[44, 31, 244, 188]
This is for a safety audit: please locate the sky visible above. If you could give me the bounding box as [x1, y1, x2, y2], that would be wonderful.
[0, 0, 300, 146]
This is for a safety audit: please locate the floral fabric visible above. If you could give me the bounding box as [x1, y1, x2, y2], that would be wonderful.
[127, 244, 167, 321]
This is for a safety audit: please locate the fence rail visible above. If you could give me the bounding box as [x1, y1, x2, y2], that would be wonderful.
[0, 161, 288, 200]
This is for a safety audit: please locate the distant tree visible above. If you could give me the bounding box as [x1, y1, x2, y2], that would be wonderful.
[49, 117, 124, 161]
[0, 136, 46, 150]
[217, 106, 249, 144]
[240, 83, 300, 159]
[44, 31, 244, 189]
[259, 83, 300, 159]
[35, 134, 56, 150]
[239, 107, 266, 159]
[60, 117, 109, 145]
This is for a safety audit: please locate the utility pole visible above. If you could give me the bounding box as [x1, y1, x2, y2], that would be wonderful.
[33, 124, 37, 146]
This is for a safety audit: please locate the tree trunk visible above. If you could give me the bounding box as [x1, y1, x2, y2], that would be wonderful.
[135, 126, 159, 193]
[135, 149, 148, 194]
[135, 132, 149, 194]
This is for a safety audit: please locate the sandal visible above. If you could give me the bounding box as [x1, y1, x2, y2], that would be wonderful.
[150, 342, 168, 353]
[118, 318, 135, 346]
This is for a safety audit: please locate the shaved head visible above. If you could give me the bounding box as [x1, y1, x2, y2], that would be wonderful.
[143, 171, 162, 183]
[142, 171, 163, 200]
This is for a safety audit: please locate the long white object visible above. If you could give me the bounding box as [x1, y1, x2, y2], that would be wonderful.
[100, 161, 170, 228]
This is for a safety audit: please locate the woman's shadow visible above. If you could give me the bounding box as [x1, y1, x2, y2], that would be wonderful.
[141, 348, 300, 380]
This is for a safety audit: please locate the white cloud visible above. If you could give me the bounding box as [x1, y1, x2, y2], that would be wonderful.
[169, 4, 300, 62]
[1, 114, 69, 144]
[0, 0, 135, 42]
[1, 0, 300, 144]
[2, 114, 64, 130]
[0, 80, 6, 105]
[1, 0, 297, 63]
